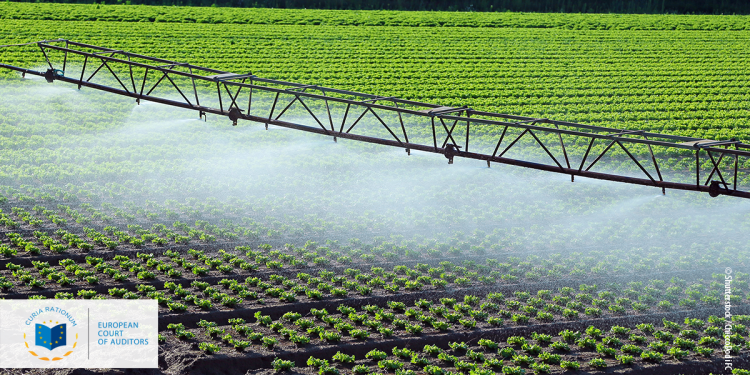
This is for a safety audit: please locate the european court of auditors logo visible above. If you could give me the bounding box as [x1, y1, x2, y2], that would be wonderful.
[23, 306, 79, 361]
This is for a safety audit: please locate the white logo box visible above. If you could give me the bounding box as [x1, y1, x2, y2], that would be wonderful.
[0, 300, 158, 368]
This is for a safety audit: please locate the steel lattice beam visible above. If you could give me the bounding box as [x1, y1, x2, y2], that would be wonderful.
[2, 40, 750, 199]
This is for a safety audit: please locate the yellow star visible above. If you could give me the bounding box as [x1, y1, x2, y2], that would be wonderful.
[59, 336, 62, 339]
[43, 341, 46, 343]
[56, 321, 58, 324]
[55, 341, 58, 343]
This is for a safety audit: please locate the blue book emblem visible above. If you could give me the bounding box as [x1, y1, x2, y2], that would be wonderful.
[35, 323, 66, 350]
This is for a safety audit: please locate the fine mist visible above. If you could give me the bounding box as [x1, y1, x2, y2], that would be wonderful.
[0, 78, 748, 260]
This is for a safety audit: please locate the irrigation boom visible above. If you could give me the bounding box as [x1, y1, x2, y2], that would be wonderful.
[2, 40, 750, 199]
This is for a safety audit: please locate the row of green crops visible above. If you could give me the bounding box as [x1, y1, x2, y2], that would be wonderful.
[3, 3, 750, 30]
[194, 315, 750, 371]
[5, 234, 748, 308]
[1, 192, 749, 287]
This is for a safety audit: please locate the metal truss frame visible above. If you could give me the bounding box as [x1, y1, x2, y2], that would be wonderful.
[2, 40, 749, 198]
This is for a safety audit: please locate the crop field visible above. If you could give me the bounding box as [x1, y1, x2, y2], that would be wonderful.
[1, 3, 750, 375]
